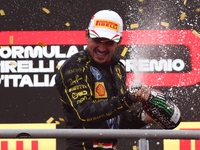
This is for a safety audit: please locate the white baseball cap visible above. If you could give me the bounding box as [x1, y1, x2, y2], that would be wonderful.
[88, 9, 123, 43]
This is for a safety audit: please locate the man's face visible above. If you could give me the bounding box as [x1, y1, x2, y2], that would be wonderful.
[85, 29, 121, 64]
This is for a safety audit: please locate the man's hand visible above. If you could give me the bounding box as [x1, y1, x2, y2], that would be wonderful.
[128, 83, 151, 102]
[142, 89, 181, 129]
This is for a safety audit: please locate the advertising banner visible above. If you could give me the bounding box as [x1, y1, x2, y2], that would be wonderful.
[0, 124, 56, 150]
[164, 122, 200, 150]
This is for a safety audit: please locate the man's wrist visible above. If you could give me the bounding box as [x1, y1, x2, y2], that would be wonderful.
[124, 91, 137, 104]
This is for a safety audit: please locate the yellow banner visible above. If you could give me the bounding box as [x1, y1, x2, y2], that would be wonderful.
[164, 122, 200, 150]
[0, 123, 56, 150]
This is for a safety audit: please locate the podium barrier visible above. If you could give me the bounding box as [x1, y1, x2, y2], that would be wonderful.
[1, 129, 200, 150]
[0, 129, 199, 139]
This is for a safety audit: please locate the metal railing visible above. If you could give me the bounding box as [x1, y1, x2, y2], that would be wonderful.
[0, 129, 199, 139]
[1, 129, 200, 150]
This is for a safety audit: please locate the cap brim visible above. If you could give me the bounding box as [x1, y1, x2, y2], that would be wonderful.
[89, 30, 121, 42]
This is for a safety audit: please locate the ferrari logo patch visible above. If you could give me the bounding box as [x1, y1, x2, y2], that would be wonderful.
[115, 68, 122, 79]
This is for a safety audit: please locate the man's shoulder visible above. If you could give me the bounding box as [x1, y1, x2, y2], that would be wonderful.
[56, 50, 90, 80]
[63, 50, 90, 66]
[111, 55, 125, 67]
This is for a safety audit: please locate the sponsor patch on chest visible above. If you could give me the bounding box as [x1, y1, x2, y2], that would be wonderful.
[90, 66, 102, 80]
[95, 82, 107, 98]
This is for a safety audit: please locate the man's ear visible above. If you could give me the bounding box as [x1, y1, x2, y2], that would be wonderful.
[85, 29, 89, 42]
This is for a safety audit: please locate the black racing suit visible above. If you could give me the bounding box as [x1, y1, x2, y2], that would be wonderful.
[55, 49, 146, 150]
